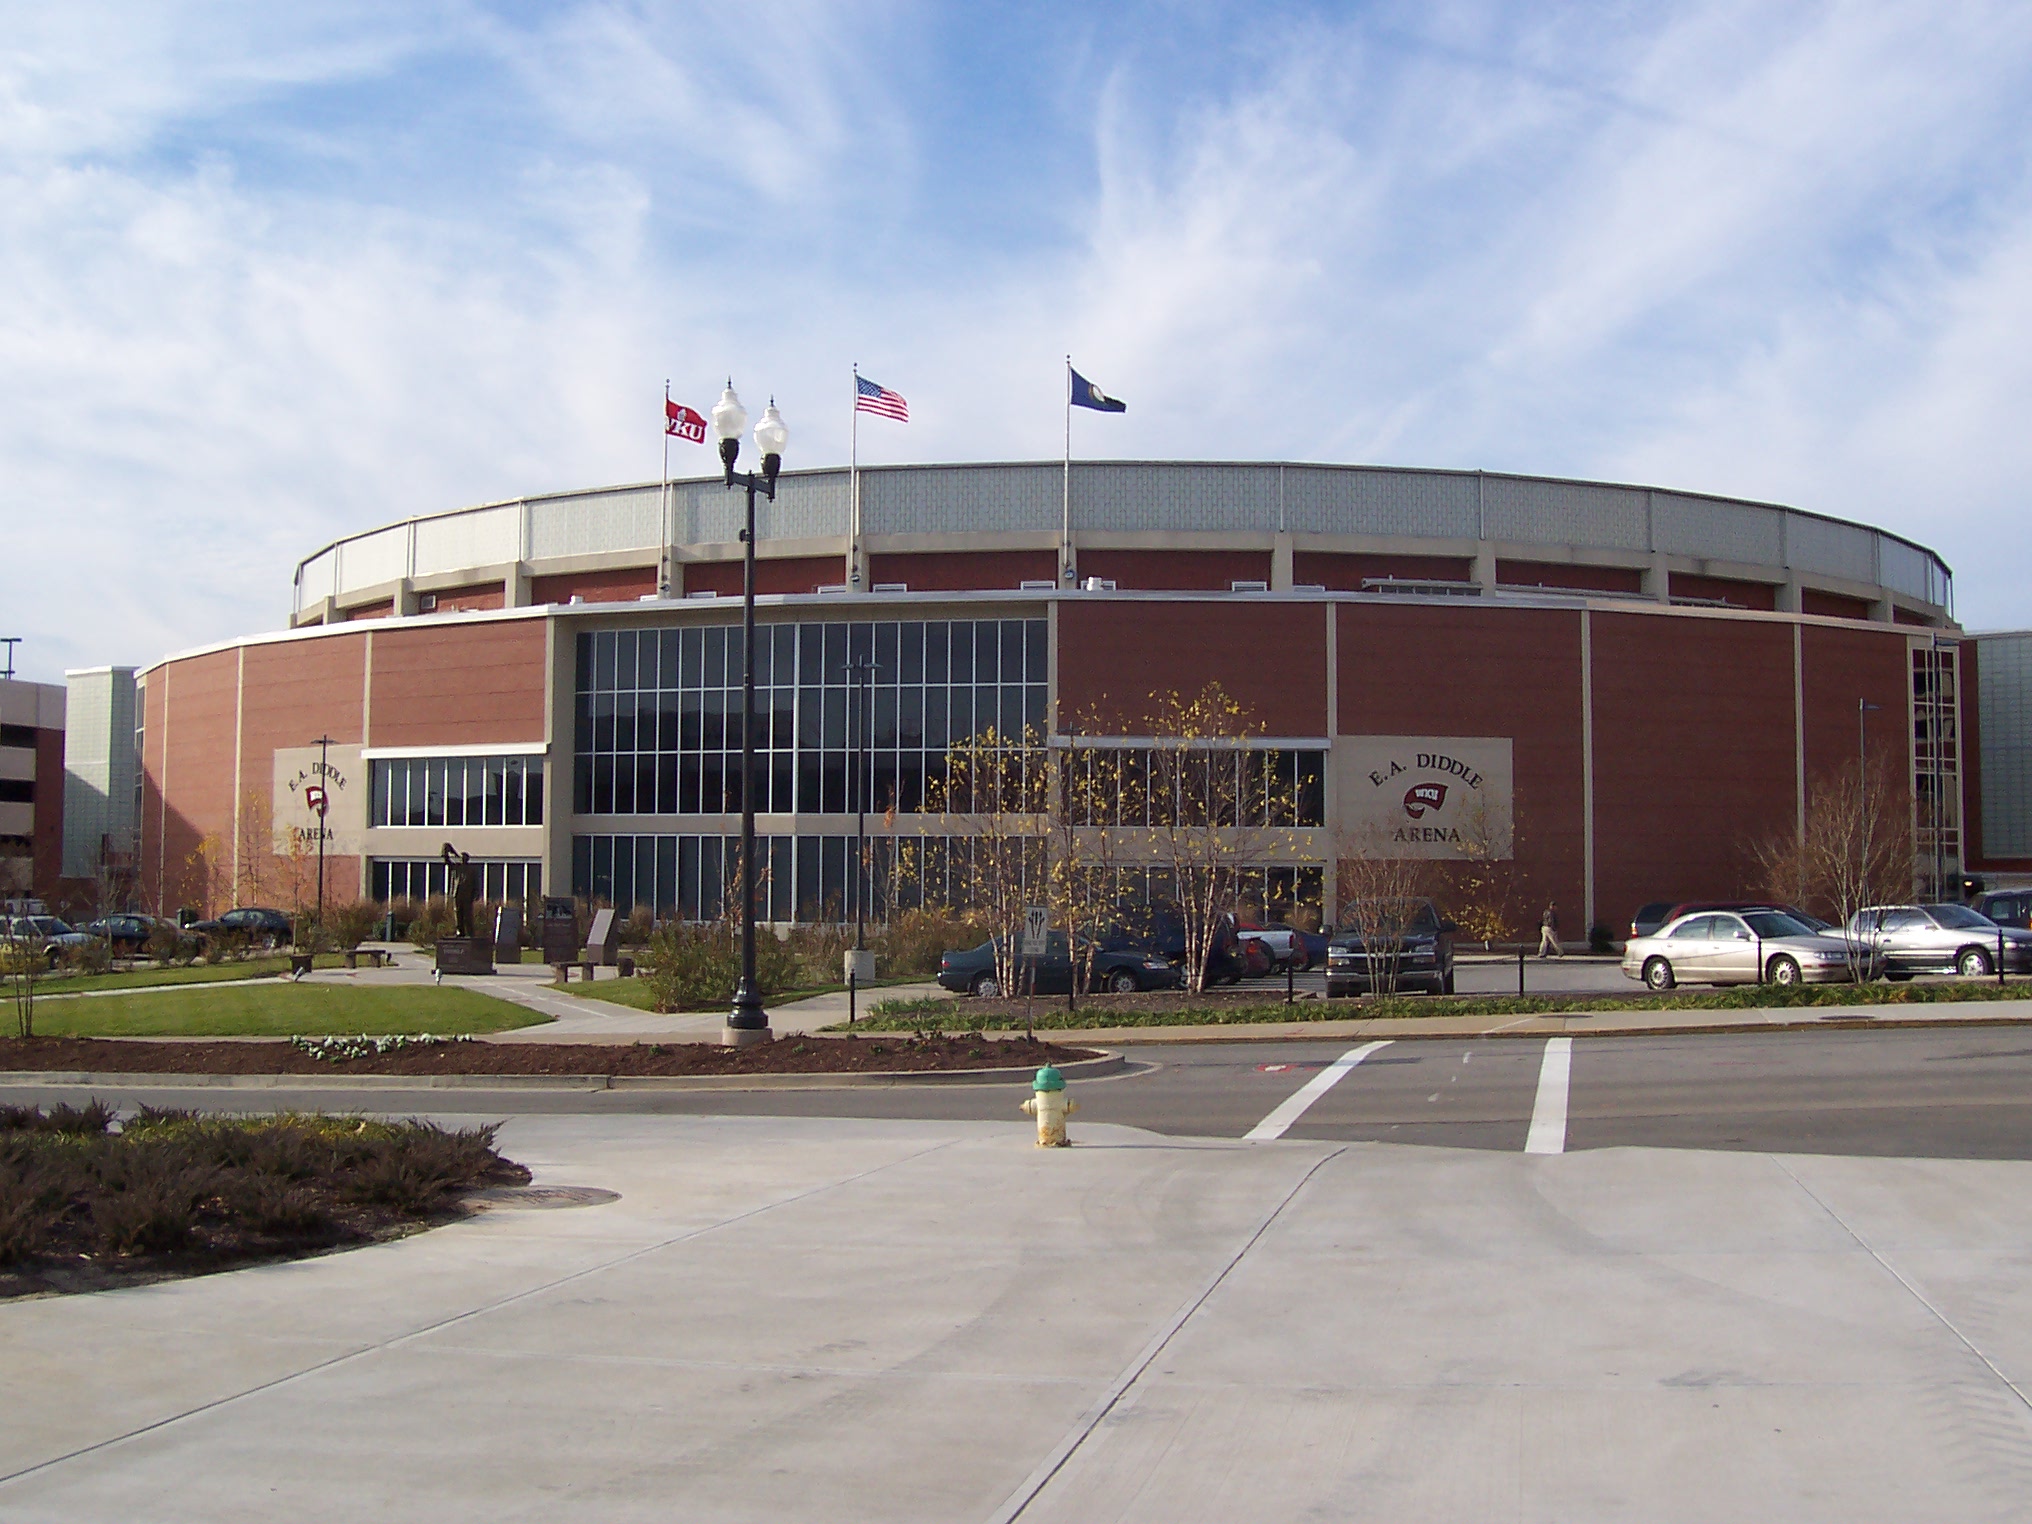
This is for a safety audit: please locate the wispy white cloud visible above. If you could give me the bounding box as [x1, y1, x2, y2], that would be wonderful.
[3, 0, 2032, 682]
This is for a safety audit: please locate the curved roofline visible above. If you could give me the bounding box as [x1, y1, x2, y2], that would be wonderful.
[293, 458, 1951, 582]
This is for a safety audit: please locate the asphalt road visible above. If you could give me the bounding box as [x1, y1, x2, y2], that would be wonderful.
[13, 1027, 2032, 1161]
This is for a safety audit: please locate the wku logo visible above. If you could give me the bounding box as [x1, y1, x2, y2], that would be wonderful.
[1402, 782, 1447, 819]
[666, 400, 708, 443]
[304, 784, 329, 817]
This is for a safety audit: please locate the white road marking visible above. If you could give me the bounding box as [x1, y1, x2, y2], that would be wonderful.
[1244, 1042, 1392, 1140]
[1525, 1036, 1573, 1155]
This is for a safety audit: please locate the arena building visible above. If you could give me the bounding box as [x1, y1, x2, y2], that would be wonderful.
[130, 460, 1965, 937]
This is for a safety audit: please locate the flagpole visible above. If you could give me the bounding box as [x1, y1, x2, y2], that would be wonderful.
[662, 379, 672, 597]
[850, 364, 861, 590]
[1062, 356, 1072, 584]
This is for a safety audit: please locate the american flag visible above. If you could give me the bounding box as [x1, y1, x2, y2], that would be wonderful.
[855, 375, 909, 422]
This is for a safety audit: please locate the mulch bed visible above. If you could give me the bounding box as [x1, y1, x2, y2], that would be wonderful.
[0, 1034, 1098, 1077]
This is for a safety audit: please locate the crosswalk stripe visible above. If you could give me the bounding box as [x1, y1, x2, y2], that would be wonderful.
[1526, 1036, 1573, 1154]
[1243, 1042, 1393, 1140]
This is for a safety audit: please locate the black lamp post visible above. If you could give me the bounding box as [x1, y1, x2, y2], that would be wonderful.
[711, 383, 787, 1047]
[847, 653, 877, 950]
[311, 733, 335, 936]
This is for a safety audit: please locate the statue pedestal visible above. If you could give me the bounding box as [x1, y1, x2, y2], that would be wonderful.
[435, 937, 495, 976]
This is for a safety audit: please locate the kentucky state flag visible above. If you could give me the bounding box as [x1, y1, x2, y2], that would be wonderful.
[1070, 367, 1126, 412]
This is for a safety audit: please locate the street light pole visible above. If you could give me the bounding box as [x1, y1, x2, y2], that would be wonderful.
[712, 383, 788, 1048]
[848, 653, 876, 951]
[311, 733, 335, 935]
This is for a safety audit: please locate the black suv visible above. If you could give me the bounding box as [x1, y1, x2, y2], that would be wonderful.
[190, 906, 294, 948]
[1326, 898, 1457, 996]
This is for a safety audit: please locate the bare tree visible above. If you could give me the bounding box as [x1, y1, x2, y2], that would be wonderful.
[1335, 828, 1439, 994]
[1749, 761, 1913, 979]
[1430, 790, 1525, 946]
[1139, 685, 1305, 994]
[1046, 734, 1131, 1003]
[923, 723, 1049, 997]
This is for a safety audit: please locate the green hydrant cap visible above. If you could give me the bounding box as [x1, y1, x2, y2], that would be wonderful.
[1033, 1066, 1065, 1092]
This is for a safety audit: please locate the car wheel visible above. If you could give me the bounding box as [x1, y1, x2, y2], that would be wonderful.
[1106, 968, 1140, 994]
[1957, 947, 1993, 979]
[1643, 957, 1676, 991]
[970, 972, 1001, 999]
[1766, 955, 1801, 987]
[1884, 970, 1912, 982]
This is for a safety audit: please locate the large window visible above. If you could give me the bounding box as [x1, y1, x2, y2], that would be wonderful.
[370, 755, 544, 828]
[573, 832, 1047, 921]
[372, 858, 542, 903]
[574, 619, 1048, 817]
[1061, 747, 1326, 827]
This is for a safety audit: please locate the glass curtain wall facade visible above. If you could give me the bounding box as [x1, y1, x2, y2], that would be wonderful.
[572, 617, 1048, 915]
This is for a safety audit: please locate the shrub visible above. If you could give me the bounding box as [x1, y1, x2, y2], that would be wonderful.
[878, 907, 990, 976]
[203, 928, 252, 965]
[146, 922, 199, 966]
[59, 938, 114, 976]
[406, 896, 458, 948]
[637, 919, 800, 1013]
[329, 901, 383, 951]
[621, 906, 655, 947]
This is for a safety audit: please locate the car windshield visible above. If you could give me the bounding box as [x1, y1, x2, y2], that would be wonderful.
[1925, 904, 1996, 930]
[1741, 911, 1815, 938]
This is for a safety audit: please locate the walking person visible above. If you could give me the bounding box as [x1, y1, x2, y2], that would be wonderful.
[1537, 901, 1562, 958]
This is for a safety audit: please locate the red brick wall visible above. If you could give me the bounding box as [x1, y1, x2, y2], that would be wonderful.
[1058, 601, 1327, 734]
[1497, 560, 1644, 594]
[32, 727, 63, 892]
[868, 550, 1058, 591]
[143, 650, 240, 912]
[1668, 573, 1777, 611]
[682, 557, 842, 597]
[1338, 603, 1587, 924]
[1077, 549, 1274, 591]
[1802, 590, 1872, 621]
[1590, 613, 1797, 931]
[344, 599, 395, 621]
[424, 584, 505, 614]
[370, 620, 547, 747]
[240, 637, 367, 908]
[1800, 624, 1910, 790]
[1293, 553, 1473, 590]
[532, 567, 657, 605]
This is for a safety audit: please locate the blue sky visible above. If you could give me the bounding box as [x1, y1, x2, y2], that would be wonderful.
[5, 0, 2032, 680]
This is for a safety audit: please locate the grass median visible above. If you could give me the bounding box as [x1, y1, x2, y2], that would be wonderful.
[837, 978, 2032, 1032]
[557, 974, 924, 1013]
[24, 984, 548, 1039]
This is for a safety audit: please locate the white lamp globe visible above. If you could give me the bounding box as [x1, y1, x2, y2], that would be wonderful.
[754, 400, 789, 460]
[711, 383, 748, 442]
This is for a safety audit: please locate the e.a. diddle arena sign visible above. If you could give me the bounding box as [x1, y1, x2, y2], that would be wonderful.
[1338, 738, 1515, 858]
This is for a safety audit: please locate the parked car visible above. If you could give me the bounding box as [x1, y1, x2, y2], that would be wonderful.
[938, 932, 1185, 998]
[1970, 890, 2032, 930]
[80, 913, 181, 955]
[1235, 922, 1304, 970]
[1623, 908, 1874, 989]
[1094, 906, 1249, 985]
[1629, 902, 1678, 939]
[3, 915, 95, 967]
[190, 906, 293, 948]
[1846, 904, 2032, 980]
[1326, 899, 1457, 996]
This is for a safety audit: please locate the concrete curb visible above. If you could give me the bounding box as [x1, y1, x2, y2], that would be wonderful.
[991, 1013, 2032, 1044]
[0, 1050, 1125, 1094]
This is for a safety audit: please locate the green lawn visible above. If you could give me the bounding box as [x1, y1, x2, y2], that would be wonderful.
[27, 984, 549, 1038]
[34, 956, 345, 997]
[559, 974, 925, 1013]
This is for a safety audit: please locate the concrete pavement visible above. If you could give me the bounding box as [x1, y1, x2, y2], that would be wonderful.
[4, 1114, 2032, 1521]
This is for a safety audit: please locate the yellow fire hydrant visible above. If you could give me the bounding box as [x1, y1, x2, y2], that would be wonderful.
[1020, 1065, 1077, 1147]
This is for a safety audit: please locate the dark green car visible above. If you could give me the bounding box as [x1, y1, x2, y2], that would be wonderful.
[937, 932, 1184, 997]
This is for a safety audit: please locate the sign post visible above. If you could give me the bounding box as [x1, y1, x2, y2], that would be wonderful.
[1022, 905, 1049, 1042]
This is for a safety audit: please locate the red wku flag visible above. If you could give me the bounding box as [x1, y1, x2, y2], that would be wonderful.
[666, 399, 707, 443]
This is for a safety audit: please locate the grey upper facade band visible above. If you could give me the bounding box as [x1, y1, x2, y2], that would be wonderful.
[291, 460, 1954, 625]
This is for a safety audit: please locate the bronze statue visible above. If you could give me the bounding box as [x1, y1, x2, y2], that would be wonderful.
[441, 843, 477, 939]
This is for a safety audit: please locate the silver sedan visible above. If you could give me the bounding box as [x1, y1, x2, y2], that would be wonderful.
[1846, 904, 2032, 980]
[1622, 909, 1873, 991]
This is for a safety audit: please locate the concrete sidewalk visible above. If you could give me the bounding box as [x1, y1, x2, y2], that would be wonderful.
[4, 1115, 2031, 1521]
